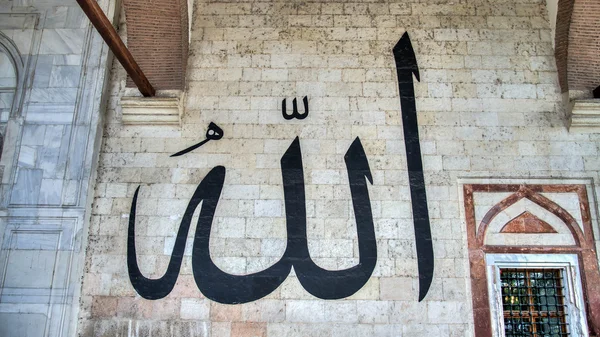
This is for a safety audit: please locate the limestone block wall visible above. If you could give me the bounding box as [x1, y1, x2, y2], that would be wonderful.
[80, 0, 600, 336]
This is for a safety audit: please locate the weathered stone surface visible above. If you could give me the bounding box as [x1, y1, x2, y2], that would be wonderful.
[75, 0, 600, 336]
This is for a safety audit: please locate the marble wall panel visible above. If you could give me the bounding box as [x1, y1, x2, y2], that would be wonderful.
[0, 1, 117, 337]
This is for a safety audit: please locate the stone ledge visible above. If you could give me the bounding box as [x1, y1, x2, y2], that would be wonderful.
[121, 96, 181, 125]
[569, 99, 600, 133]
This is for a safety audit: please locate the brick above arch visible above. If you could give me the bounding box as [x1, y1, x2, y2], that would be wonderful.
[555, 0, 600, 93]
[122, 0, 189, 90]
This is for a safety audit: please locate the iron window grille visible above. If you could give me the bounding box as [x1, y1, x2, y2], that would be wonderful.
[485, 254, 589, 337]
[500, 268, 569, 336]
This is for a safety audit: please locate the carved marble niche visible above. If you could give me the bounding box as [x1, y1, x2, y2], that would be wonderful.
[462, 183, 600, 337]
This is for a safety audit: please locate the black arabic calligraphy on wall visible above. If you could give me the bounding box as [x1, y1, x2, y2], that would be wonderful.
[127, 32, 434, 304]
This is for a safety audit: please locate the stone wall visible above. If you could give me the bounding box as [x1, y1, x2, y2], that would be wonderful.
[80, 0, 600, 336]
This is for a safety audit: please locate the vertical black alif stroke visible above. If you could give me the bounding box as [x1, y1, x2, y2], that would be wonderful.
[393, 32, 434, 301]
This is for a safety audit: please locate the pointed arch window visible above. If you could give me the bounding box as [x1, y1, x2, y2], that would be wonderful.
[463, 184, 600, 337]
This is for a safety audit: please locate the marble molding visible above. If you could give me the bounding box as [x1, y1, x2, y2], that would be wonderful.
[121, 95, 182, 125]
[569, 99, 600, 133]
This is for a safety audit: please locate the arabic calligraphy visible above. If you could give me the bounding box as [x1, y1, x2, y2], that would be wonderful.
[393, 32, 434, 301]
[128, 137, 376, 303]
[127, 31, 435, 304]
[282, 96, 309, 120]
[170, 122, 223, 157]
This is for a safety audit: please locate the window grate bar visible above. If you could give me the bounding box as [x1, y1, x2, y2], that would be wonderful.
[500, 268, 570, 337]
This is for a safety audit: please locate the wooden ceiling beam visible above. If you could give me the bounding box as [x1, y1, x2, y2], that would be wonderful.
[76, 0, 155, 97]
